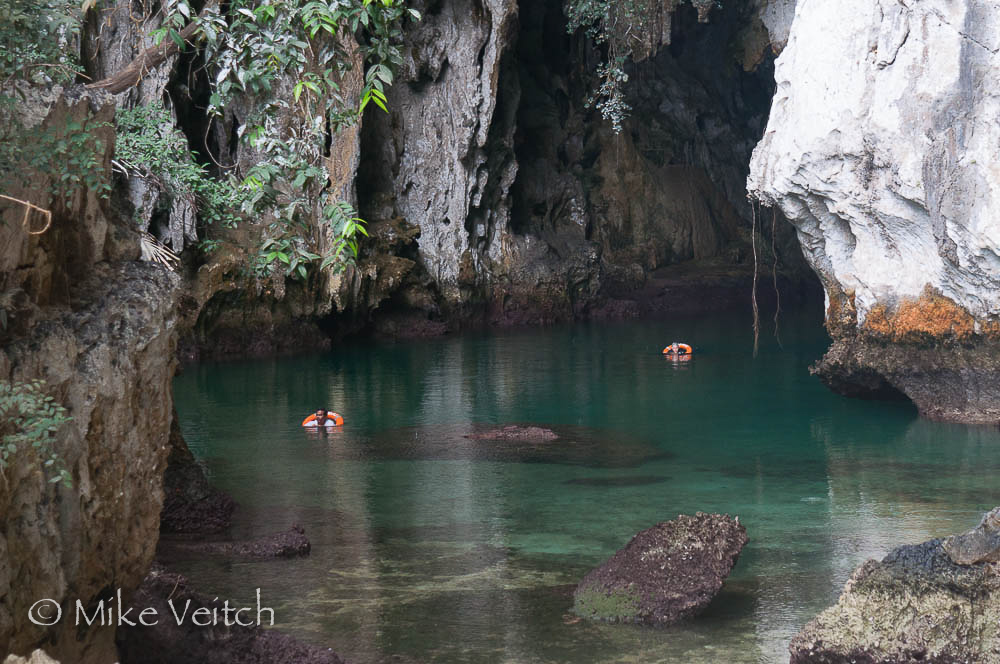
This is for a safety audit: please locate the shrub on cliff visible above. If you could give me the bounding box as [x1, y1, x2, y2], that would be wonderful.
[0, 379, 72, 488]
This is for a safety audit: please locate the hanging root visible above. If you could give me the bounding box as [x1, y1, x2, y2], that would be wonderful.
[140, 232, 180, 270]
[0, 194, 53, 235]
[771, 206, 782, 348]
[751, 200, 760, 358]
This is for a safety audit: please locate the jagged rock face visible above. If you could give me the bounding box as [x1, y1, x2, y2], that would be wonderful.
[789, 534, 1000, 664]
[359, 0, 809, 327]
[3, 652, 60, 664]
[0, 91, 180, 664]
[573, 512, 748, 624]
[749, 0, 1000, 421]
[359, 0, 519, 306]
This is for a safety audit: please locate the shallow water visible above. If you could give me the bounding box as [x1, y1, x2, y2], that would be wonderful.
[172, 307, 1000, 663]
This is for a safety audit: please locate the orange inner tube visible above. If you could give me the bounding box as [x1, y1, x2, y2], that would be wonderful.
[662, 343, 692, 355]
[302, 411, 344, 427]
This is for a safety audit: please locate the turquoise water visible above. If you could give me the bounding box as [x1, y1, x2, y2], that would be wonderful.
[172, 308, 1000, 663]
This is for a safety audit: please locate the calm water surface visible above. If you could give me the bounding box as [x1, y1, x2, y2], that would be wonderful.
[172, 308, 1000, 663]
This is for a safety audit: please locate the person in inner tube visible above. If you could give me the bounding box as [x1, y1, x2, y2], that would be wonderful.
[669, 342, 688, 355]
[306, 408, 338, 428]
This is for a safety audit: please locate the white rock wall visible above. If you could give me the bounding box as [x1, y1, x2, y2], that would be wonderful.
[749, 0, 1000, 326]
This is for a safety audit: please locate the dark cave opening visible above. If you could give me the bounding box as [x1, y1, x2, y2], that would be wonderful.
[504, 0, 822, 306]
[350, 0, 823, 337]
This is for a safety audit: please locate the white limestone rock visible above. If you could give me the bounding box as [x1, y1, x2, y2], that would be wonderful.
[749, 0, 1000, 326]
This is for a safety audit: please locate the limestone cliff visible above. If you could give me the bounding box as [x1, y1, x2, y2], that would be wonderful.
[0, 90, 180, 663]
[749, 0, 1000, 423]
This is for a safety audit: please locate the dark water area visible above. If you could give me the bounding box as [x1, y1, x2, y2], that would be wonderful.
[172, 306, 1000, 663]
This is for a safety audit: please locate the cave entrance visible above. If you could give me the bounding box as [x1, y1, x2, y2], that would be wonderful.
[508, 0, 823, 311]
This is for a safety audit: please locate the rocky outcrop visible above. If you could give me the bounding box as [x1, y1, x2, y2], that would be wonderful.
[159, 413, 235, 534]
[82, 0, 199, 252]
[3, 652, 60, 664]
[359, 0, 519, 307]
[0, 89, 181, 663]
[748, 0, 1000, 423]
[789, 514, 1000, 664]
[573, 512, 748, 624]
[942, 506, 1000, 566]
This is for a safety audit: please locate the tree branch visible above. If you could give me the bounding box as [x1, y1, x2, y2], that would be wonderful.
[85, 10, 210, 95]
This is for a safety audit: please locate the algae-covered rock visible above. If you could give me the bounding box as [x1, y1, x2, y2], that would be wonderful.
[789, 528, 1000, 664]
[573, 512, 748, 624]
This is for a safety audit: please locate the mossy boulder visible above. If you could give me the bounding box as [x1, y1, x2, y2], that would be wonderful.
[790, 513, 1000, 664]
[573, 512, 748, 624]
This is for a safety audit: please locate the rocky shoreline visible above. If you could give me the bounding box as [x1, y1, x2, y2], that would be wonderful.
[790, 508, 1000, 664]
[812, 334, 1000, 424]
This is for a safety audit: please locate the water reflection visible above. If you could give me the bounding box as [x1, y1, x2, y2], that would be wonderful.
[172, 310, 1000, 663]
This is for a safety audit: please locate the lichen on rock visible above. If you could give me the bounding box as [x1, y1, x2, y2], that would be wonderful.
[789, 511, 1000, 664]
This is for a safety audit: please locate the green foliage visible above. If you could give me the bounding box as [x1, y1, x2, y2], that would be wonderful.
[2, 111, 111, 203]
[153, 0, 418, 278]
[0, 0, 110, 206]
[0, 379, 72, 488]
[115, 103, 244, 232]
[0, 0, 83, 84]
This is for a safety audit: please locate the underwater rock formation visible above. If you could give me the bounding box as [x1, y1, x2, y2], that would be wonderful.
[159, 525, 312, 561]
[573, 512, 747, 624]
[789, 515, 1000, 664]
[370, 424, 668, 468]
[116, 567, 346, 664]
[748, 0, 1000, 423]
[465, 425, 560, 441]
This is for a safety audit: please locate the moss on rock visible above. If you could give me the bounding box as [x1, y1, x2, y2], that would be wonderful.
[573, 512, 748, 625]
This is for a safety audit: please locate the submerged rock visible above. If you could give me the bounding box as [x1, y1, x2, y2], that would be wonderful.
[159, 525, 311, 561]
[790, 512, 1000, 664]
[117, 566, 345, 664]
[159, 412, 235, 534]
[364, 424, 669, 468]
[465, 425, 559, 442]
[573, 512, 748, 624]
[565, 475, 670, 487]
